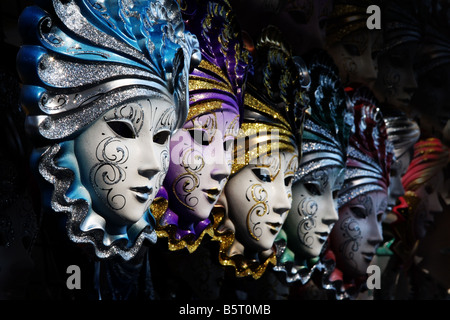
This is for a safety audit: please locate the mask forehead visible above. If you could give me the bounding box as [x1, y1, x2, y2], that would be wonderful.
[74, 97, 173, 222]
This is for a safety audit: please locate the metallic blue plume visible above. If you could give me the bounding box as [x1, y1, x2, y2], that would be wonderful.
[17, 0, 201, 143]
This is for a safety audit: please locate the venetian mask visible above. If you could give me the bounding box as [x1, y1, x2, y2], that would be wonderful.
[222, 86, 302, 275]
[333, 100, 394, 279]
[17, 0, 200, 259]
[384, 115, 420, 214]
[74, 98, 176, 229]
[270, 0, 334, 55]
[331, 190, 386, 277]
[226, 150, 298, 253]
[154, 0, 251, 252]
[287, 167, 344, 259]
[412, 175, 445, 239]
[277, 52, 353, 279]
[325, 1, 383, 89]
[372, 1, 422, 111]
[373, 42, 419, 111]
[218, 25, 308, 278]
[401, 138, 450, 239]
[326, 29, 382, 89]
[410, 24, 450, 143]
[165, 110, 238, 224]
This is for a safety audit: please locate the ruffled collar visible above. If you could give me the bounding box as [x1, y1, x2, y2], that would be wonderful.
[152, 187, 228, 253]
[272, 230, 320, 284]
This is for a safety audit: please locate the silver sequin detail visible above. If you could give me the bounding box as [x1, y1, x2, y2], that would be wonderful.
[38, 142, 157, 261]
[38, 54, 151, 89]
[35, 87, 167, 140]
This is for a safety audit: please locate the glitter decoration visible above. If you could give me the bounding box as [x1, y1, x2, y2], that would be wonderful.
[384, 115, 420, 160]
[402, 138, 450, 192]
[337, 89, 394, 208]
[17, 0, 200, 260]
[274, 50, 353, 284]
[293, 51, 354, 183]
[229, 24, 309, 177]
[326, 0, 382, 46]
[220, 25, 308, 280]
[180, 0, 252, 121]
[230, 93, 298, 176]
[382, 0, 423, 52]
[18, 0, 201, 138]
[388, 139, 449, 265]
[272, 229, 320, 284]
[154, 0, 252, 253]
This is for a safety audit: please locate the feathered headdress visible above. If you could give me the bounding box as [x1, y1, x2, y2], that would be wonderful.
[222, 25, 308, 279]
[154, 0, 252, 252]
[17, 0, 200, 260]
[338, 89, 394, 207]
[295, 50, 354, 183]
[325, 0, 382, 46]
[18, 0, 201, 142]
[231, 25, 308, 177]
[384, 115, 420, 160]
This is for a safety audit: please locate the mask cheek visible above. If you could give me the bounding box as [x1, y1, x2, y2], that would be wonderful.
[155, 148, 170, 191]
[244, 183, 272, 244]
[91, 137, 131, 206]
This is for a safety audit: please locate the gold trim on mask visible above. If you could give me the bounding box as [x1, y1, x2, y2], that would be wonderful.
[326, 4, 369, 46]
[186, 60, 235, 122]
[153, 59, 241, 254]
[230, 92, 297, 176]
[243, 94, 291, 128]
[219, 91, 297, 279]
[231, 125, 297, 177]
[214, 202, 277, 279]
[218, 248, 277, 279]
[231, 125, 297, 176]
[151, 196, 231, 253]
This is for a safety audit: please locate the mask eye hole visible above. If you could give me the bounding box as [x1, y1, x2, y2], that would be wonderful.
[425, 185, 434, 195]
[252, 168, 272, 183]
[350, 206, 367, 219]
[107, 121, 136, 139]
[224, 139, 234, 152]
[189, 129, 211, 146]
[304, 182, 322, 196]
[343, 43, 360, 57]
[332, 190, 339, 200]
[153, 130, 170, 145]
[284, 176, 293, 187]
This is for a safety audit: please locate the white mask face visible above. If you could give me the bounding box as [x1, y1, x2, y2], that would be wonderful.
[330, 190, 387, 277]
[327, 28, 382, 89]
[165, 110, 239, 223]
[413, 172, 444, 239]
[74, 97, 176, 227]
[387, 151, 411, 213]
[225, 150, 299, 253]
[373, 42, 419, 110]
[284, 166, 344, 259]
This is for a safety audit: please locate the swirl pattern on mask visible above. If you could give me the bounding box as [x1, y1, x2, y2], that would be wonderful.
[90, 137, 129, 211]
[18, 0, 200, 260]
[296, 196, 319, 248]
[246, 184, 269, 241]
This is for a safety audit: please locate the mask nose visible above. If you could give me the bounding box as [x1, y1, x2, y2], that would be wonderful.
[210, 144, 232, 185]
[272, 180, 292, 216]
[138, 144, 163, 179]
[323, 196, 339, 227]
[368, 217, 384, 247]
